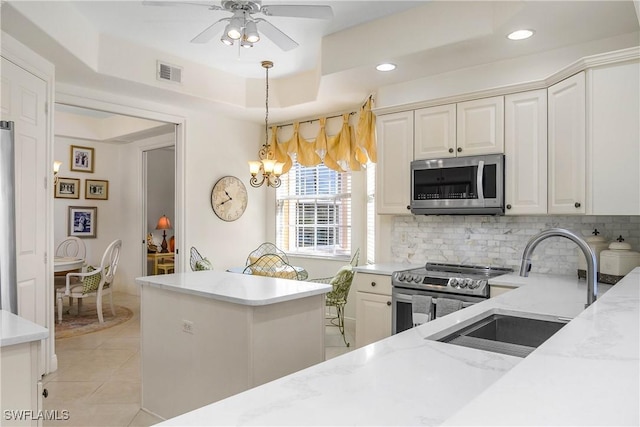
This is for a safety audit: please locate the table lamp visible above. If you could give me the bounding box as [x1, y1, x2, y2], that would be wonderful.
[155, 215, 172, 253]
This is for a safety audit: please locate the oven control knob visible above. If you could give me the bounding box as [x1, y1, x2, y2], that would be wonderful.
[460, 278, 473, 288]
[397, 273, 405, 281]
[448, 278, 459, 288]
[414, 276, 422, 283]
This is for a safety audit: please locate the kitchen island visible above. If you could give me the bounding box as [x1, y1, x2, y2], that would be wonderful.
[156, 268, 638, 426]
[135, 270, 331, 420]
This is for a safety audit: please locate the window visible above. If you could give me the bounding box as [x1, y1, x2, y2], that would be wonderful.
[276, 162, 351, 258]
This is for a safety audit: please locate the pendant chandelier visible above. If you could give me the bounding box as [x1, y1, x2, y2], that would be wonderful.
[249, 60, 284, 188]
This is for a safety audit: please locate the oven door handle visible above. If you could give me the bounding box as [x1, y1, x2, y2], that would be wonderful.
[476, 160, 485, 204]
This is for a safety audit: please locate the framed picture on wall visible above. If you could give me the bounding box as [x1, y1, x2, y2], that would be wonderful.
[70, 145, 94, 173]
[85, 179, 109, 200]
[54, 177, 80, 199]
[68, 206, 97, 238]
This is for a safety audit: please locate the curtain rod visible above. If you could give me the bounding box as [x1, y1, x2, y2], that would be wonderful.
[275, 94, 373, 129]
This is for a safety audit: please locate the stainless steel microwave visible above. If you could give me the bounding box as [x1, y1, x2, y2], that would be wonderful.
[410, 154, 505, 215]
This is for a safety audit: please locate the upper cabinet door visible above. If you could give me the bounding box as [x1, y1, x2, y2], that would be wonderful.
[376, 111, 413, 215]
[548, 72, 586, 214]
[456, 96, 504, 156]
[587, 61, 640, 215]
[504, 89, 548, 215]
[414, 104, 456, 160]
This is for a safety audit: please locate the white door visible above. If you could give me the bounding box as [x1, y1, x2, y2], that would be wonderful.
[548, 72, 586, 214]
[414, 104, 456, 159]
[456, 96, 505, 156]
[504, 89, 548, 215]
[0, 57, 48, 326]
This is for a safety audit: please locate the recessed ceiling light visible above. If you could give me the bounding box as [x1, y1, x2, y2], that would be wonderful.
[376, 63, 396, 72]
[507, 29, 535, 41]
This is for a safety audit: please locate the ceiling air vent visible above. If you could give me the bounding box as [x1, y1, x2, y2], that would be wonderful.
[157, 61, 182, 84]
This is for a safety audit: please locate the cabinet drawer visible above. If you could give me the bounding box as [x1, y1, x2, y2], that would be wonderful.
[354, 272, 392, 296]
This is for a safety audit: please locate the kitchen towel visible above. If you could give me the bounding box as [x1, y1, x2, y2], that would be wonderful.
[435, 298, 463, 318]
[411, 294, 432, 326]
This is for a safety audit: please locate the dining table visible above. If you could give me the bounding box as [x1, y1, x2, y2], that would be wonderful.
[54, 256, 85, 274]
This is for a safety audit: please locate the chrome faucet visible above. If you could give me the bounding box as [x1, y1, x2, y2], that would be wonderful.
[519, 228, 598, 308]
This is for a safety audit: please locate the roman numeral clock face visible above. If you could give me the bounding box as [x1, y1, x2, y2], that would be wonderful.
[211, 176, 248, 222]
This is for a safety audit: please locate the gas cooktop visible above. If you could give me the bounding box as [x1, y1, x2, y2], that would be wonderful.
[392, 262, 513, 297]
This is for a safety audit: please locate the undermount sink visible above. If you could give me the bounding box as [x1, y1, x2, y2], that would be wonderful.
[428, 310, 570, 358]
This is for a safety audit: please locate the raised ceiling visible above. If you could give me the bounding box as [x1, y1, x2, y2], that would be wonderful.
[2, 1, 639, 123]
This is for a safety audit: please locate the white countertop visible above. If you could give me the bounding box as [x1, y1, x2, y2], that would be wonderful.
[352, 262, 423, 276]
[157, 268, 638, 426]
[135, 270, 331, 306]
[0, 310, 49, 347]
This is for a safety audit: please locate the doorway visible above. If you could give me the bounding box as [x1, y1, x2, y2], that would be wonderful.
[144, 145, 176, 276]
[53, 103, 178, 292]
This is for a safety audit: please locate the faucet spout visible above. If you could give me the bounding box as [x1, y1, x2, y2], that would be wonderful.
[519, 228, 598, 308]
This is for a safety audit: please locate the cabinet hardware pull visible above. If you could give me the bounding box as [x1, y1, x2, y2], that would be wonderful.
[406, 205, 411, 210]
[371, 282, 376, 287]
[575, 202, 581, 208]
[42, 388, 49, 398]
[506, 204, 512, 210]
[457, 147, 462, 152]
[386, 301, 392, 306]
[448, 148, 454, 153]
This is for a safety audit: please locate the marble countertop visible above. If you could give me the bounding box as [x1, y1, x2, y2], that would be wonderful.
[352, 262, 423, 276]
[135, 270, 331, 306]
[157, 268, 639, 426]
[0, 310, 49, 347]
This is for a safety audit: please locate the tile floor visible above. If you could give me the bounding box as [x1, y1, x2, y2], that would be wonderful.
[43, 292, 355, 427]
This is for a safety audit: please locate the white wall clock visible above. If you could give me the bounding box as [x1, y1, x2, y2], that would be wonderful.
[211, 176, 248, 222]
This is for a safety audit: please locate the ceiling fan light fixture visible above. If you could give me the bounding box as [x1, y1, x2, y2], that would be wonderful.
[244, 20, 260, 43]
[227, 13, 244, 40]
[240, 39, 254, 48]
[220, 32, 234, 46]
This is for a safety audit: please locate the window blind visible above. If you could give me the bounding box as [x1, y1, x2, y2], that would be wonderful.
[276, 162, 351, 258]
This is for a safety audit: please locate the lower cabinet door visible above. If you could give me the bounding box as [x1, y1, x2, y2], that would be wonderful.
[355, 291, 392, 348]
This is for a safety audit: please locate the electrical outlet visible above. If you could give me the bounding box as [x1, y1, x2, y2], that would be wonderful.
[182, 319, 194, 334]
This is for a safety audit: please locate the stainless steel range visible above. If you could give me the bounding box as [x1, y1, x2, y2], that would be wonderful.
[392, 262, 513, 334]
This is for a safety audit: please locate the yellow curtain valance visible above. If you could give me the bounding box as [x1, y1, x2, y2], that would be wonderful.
[271, 98, 377, 174]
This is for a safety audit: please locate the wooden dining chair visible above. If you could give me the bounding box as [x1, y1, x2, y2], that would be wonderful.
[54, 237, 87, 306]
[56, 239, 121, 324]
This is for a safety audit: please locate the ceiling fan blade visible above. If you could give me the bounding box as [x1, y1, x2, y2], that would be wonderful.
[255, 19, 299, 51]
[191, 18, 229, 43]
[142, 1, 222, 10]
[260, 5, 333, 19]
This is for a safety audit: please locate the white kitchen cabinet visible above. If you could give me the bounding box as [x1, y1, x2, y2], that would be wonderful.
[548, 72, 586, 214]
[354, 272, 392, 348]
[587, 61, 640, 215]
[456, 96, 505, 157]
[414, 104, 456, 159]
[376, 111, 413, 214]
[504, 89, 548, 215]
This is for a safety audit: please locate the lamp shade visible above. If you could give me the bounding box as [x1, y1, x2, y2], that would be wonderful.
[53, 161, 62, 174]
[155, 215, 172, 230]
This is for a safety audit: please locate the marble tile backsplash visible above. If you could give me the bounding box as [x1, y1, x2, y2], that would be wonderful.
[391, 215, 640, 276]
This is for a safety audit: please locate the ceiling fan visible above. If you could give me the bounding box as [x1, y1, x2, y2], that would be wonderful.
[142, 1, 333, 51]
